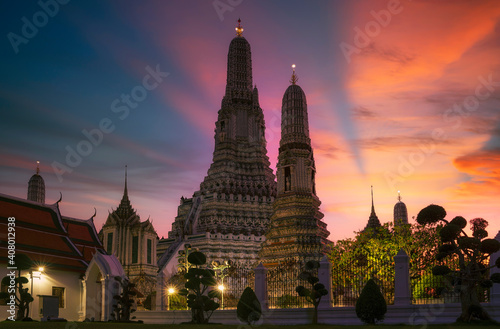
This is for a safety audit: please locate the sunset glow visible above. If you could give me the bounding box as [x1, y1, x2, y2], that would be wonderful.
[1, 0, 499, 241]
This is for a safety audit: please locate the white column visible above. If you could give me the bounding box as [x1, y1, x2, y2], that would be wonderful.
[318, 256, 333, 309]
[156, 271, 165, 310]
[101, 277, 108, 321]
[490, 231, 500, 304]
[79, 278, 85, 321]
[254, 263, 268, 310]
[394, 248, 411, 305]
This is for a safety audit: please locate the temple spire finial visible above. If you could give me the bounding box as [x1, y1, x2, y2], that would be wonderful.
[398, 190, 401, 202]
[371, 185, 375, 215]
[124, 165, 128, 197]
[290, 64, 298, 85]
[36, 161, 40, 175]
[235, 18, 243, 37]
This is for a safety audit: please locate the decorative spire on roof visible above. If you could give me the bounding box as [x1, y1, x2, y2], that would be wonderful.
[363, 185, 382, 234]
[235, 18, 243, 37]
[290, 64, 298, 85]
[370, 185, 375, 216]
[124, 165, 128, 198]
[398, 190, 401, 202]
[116, 165, 135, 219]
[28, 160, 45, 203]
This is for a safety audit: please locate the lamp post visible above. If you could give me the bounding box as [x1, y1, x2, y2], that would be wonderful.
[212, 260, 230, 310]
[218, 284, 225, 310]
[167, 288, 175, 311]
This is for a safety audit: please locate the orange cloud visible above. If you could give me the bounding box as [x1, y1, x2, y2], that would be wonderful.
[453, 148, 500, 197]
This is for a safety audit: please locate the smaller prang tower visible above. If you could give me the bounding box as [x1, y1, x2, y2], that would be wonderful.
[27, 161, 45, 203]
[260, 65, 330, 265]
[393, 191, 408, 226]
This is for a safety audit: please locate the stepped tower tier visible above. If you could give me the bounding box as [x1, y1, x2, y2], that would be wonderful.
[259, 66, 330, 265]
[27, 161, 45, 203]
[161, 20, 276, 269]
[393, 191, 408, 226]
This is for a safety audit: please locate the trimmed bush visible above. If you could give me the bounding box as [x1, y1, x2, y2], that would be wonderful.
[416, 204, 446, 225]
[439, 224, 461, 242]
[237, 287, 261, 324]
[178, 251, 220, 323]
[450, 216, 467, 229]
[479, 239, 500, 254]
[355, 279, 387, 324]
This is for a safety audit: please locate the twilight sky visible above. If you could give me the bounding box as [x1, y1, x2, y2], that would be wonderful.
[1, 0, 499, 242]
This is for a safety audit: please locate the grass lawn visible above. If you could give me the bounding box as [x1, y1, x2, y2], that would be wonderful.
[1, 323, 499, 329]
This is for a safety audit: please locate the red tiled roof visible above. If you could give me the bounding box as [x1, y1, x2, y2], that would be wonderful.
[62, 216, 105, 263]
[0, 194, 91, 273]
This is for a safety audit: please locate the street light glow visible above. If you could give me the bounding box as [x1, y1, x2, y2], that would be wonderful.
[218, 284, 225, 291]
[168, 287, 175, 294]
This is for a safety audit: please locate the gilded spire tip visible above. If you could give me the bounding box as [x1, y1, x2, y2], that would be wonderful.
[290, 64, 298, 85]
[36, 161, 40, 174]
[235, 18, 243, 37]
[398, 190, 401, 202]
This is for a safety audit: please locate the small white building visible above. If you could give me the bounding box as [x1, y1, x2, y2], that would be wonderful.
[0, 192, 124, 321]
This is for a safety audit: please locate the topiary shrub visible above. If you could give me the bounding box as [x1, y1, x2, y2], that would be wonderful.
[295, 260, 328, 325]
[111, 276, 137, 322]
[355, 279, 387, 324]
[0, 254, 34, 321]
[178, 251, 220, 323]
[237, 287, 261, 325]
[417, 206, 500, 322]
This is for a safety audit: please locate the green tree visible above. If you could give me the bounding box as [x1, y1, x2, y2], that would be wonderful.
[416, 204, 500, 322]
[329, 223, 442, 305]
[237, 287, 261, 325]
[356, 279, 387, 324]
[0, 254, 34, 320]
[178, 251, 220, 323]
[296, 260, 328, 324]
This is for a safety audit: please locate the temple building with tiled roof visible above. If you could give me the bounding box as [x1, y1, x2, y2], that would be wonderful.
[0, 165, 120, 321]
[99, 167, 158, 303]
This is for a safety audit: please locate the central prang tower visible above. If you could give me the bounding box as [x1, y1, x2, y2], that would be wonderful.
[160, 20, 277, 268]
[259, 66, 330, 265]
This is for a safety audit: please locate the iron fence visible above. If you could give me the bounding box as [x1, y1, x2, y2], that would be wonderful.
[218, 266, 255, 309]
[331, 256, 394, 307]
[267, 260, 316, 309]
[411, 256, 490, 304]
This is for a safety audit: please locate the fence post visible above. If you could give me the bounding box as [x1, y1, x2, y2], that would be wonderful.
[155, 271, 165, 310]
[254, 262, 268, 310]
[318, 256, 333, 309]
[394, 248, 411, 305]
[490, 231, 500, 305]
